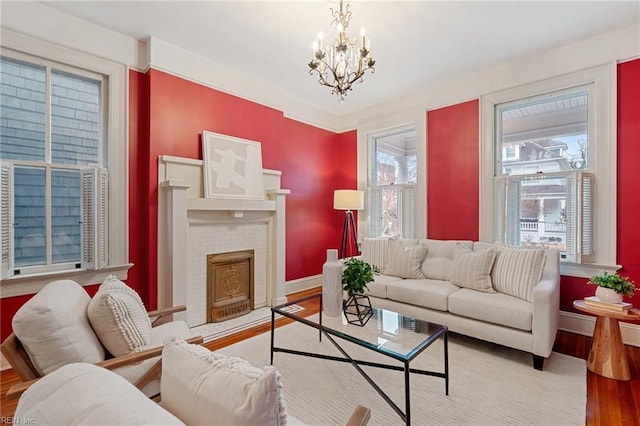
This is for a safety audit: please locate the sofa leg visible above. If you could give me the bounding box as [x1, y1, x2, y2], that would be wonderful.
[532, 355, 544, 371]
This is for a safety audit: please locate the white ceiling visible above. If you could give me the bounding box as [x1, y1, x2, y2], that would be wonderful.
[36, 1, 639, 115]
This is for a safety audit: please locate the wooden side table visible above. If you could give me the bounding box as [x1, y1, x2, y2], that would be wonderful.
[573, 300, 640, 380]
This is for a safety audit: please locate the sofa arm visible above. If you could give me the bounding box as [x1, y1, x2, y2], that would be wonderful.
[531, 248, 560, 357]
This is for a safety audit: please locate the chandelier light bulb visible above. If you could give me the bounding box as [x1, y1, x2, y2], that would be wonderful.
[307, 0, 376, 102]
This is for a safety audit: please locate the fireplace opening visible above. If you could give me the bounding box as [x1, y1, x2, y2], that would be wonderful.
[207, 250, 254, 322]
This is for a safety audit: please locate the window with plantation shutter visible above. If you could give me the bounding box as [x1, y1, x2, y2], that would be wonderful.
[367, 127, 417, 238]
[481, 63, 616, 274]
[1, 32, 127, 295]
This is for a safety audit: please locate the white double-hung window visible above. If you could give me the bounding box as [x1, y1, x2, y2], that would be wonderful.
[367, 127, 417, 238]
[481, 64, 617, 276]
[0, 30, 128, 295]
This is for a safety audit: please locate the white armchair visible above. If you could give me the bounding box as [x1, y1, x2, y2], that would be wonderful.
[1, 278, 203, 399]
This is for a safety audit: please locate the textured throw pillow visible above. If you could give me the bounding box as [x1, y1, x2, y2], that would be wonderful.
[361, 237, 388, 271]
[382, 238, 427, 279]
[161, 338, 287, 426]
[450, 244, 497, 293]
[12, 280, 106, 375]
[492, 246, 546, 301]
[88, 275, 152, 356]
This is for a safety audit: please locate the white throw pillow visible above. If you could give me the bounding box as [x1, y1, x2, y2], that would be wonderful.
[382, 238, 427, 279]
[88, 275, 152, 356]
[361, 237, 388, 271]
[492, 245, 546, 301]
[450, 244, 497, 293]
[161, 338, 287, 426]
[12, 280, 106, 375]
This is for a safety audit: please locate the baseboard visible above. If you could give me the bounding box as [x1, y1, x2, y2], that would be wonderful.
[285, 274, 322, 295]
[559, 310, 640, 347]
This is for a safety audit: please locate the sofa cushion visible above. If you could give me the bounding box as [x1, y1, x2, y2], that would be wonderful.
[361, 237, 388, 271]
[450, 244, 497, 293]
[492, 246, 546, 301]
[88, 275, 152, 356]
[15, 363, 183, 425]
[365, 274, 404, 299]
[12, 280, 105, 375]
[382, 238, 427, 279]
[420, 240, 473, 281]
[448, 289, 533, 331]
[162, 338, 287, 426]
[386, 279, 460, 311]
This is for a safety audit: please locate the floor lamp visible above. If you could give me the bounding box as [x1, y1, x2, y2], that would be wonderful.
[334, 190, 364, 259]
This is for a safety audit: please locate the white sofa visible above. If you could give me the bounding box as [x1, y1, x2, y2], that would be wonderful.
[360, 238, 560, 370]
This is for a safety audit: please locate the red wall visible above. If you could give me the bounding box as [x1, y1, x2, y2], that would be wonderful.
[138, 69, 355, 308]
[426, 100, 480, 240]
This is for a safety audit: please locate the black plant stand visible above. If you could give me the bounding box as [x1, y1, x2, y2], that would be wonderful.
[343, 294, 373, 326]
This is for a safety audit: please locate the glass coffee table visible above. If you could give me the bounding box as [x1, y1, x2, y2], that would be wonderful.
[270, 293, 448, 425]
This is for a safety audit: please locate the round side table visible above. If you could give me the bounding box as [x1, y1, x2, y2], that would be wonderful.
[573, 300, 640, 380]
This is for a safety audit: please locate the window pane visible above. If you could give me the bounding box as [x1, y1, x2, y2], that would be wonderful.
[519, 176, 567, 251]
[498, 90, 588, 176]
[14, 166, 46, 267]
[0, 56, 46, 162]
[51, 70, 100, 165]
[373, 130, 417, 185]
[380, 187, 398, 236]
[52, 169, 81, 263]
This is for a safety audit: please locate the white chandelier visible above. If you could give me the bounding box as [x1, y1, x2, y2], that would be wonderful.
[308, 0, 375, 103]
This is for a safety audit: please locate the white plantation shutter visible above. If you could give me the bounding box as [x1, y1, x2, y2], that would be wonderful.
[1, 162, 14, 279]
[580, 173, 594, 263]
[367, 187, 382, 237]
[81, 168, 109, 270]
[400, 185, 416, 238]
[494, 177, 507, 243]
[505, 176, 522, 247]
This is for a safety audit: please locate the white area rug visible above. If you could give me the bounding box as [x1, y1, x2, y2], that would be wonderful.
[191, 305, 304, 343]
[219, 317, 586, 425]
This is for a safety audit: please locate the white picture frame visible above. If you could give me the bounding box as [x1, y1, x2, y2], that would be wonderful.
[202, 131, 264, 200]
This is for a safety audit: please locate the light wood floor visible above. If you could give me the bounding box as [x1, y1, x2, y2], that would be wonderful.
[1, 287, 639, 425]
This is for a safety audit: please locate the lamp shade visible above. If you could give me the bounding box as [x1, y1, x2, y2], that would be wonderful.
[334, 190, 364, 211]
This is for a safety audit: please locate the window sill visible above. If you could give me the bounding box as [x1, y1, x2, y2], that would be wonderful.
[0, 263, 133, 298]
[560, 262, 621, 279]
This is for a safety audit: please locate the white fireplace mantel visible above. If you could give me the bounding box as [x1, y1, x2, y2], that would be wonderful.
[157, 155, 290, 326]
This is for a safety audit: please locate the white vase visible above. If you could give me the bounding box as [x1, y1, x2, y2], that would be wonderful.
[595, 286, 623, 304]
[322, 249, 343, 317]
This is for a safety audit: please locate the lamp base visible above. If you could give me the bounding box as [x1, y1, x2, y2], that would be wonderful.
[340, 210, 359, 259]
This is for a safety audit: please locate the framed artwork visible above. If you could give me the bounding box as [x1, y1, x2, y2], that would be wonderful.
[202, 131, 264, 200]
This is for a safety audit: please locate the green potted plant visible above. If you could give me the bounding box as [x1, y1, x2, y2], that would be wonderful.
[587, 272, 637, 303]
[342, 258, 375, 326]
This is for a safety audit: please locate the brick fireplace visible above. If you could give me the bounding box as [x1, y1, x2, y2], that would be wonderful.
[157, 155, 289, 327]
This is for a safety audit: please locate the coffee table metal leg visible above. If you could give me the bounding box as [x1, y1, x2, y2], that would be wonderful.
[404, 361, 411, 425]
[444, 331, 449, 395]
[270, 311, 275, 365]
